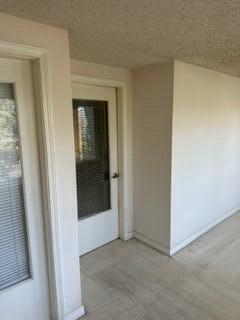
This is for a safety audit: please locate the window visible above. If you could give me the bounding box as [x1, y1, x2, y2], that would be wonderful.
[73, 99, 111, 219]
[0, 83, 30, 291]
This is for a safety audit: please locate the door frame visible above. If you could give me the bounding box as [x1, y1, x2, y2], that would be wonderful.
[0, 40, 65, 319]
[71, 74, 133, 242]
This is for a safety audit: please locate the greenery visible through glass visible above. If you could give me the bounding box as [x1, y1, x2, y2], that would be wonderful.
[77, 106, 96, 161]
[73, 99, 111, 219]
[0, 84, 30, 291]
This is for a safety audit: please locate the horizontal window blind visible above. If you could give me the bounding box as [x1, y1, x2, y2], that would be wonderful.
[0, 83, 30, 291]
[73, 99, 111, 220]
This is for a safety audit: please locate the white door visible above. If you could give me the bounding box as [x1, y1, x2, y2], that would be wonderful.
[72, 83, 119, 256]
[0, 58, 50, 319]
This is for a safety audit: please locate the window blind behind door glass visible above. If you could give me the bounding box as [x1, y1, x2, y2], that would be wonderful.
[0, 83, 31, 291]
[73, 99, 111, 220]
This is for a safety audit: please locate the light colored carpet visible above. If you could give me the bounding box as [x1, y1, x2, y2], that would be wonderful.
[80, 212, 240, 319]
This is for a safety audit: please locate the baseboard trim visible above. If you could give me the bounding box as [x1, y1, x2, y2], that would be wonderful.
[133, 231, 170, 255]
[124, 231, 134, 241]
[65, 305, 86, 320]
[170, 207, 240, 256]
[133, 208, 240, 257]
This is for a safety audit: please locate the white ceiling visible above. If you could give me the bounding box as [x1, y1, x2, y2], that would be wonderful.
[1, 0, 240, 76]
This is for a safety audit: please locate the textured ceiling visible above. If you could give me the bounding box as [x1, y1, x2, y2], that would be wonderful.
[0, 0, 240, 76]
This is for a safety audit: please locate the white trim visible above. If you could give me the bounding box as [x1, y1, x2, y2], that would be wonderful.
[170, 207, 240, 256]
[33, 54, 64, 318]
[71, 74, 126, 89]
[134, 232, 170, 256]
[0, 40, 46, 59]
[135, 207, 240, 257]
[0, 40, 64, 319]
[71, 74, 133, 241]
[65, 305, 86, 320]
[125, 231, 134, 241]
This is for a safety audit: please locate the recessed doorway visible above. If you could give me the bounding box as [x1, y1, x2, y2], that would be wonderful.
[72, 83, 119, 256]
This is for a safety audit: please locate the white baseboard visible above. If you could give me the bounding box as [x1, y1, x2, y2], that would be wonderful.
[126, 231, 134, 240]
[65, 305, 86, 320]
[133, 231, 170, 255]
[133, 207, 240, 257]
[120, 230, 134, 241]
[170, 207, 240, 256]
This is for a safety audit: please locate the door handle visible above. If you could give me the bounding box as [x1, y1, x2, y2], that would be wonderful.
[112, 172, 119, 179]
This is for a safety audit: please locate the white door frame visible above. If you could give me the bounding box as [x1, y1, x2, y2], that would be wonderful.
[71, 74, 133, 242]
[0, 40, 65, 319]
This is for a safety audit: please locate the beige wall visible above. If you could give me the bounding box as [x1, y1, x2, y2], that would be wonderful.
[0, 13, 82, 318]
[133, 61, 174, 252]
[171, 61, 240, 252]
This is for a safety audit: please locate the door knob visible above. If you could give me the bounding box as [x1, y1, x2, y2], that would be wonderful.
[112, 172, 119, 179]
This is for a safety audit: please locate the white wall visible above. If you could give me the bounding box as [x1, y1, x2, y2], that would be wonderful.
[71, 59, 134, 240]
[171, 61, 240, 252]
[133, 61, 174, 253]
[0, 13, 83, 319]
[133, 60, 240, 255]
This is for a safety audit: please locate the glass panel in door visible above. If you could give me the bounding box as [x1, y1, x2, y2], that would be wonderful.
[73, 99, 111, 219]
[0, 83, 30, 291]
